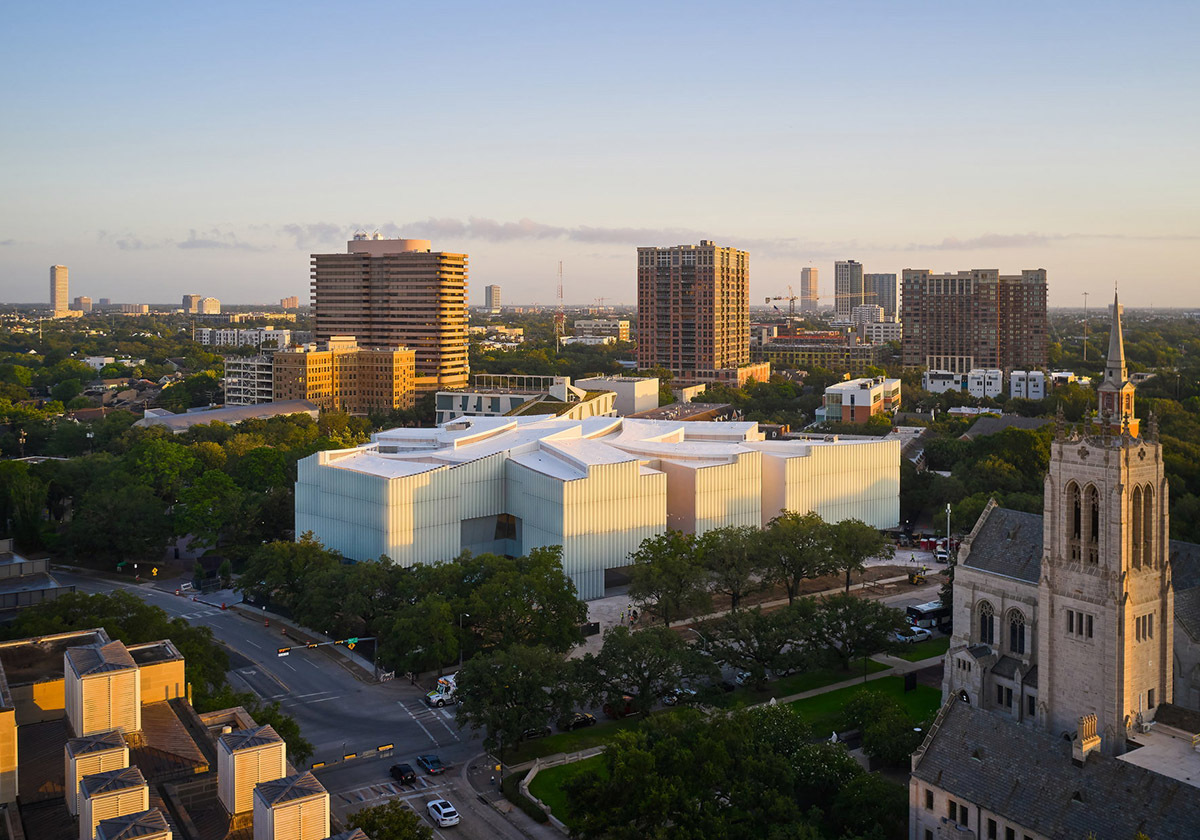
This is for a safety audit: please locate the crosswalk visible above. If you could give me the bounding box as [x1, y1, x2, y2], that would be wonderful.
[337, 776, 445, 807]
[178, 608, 222, 621]
[399, 699, 462, 745]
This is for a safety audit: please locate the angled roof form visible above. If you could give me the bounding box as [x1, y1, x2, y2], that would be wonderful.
[95, 808, 171, 840]
[332, 415, 882, 487]
[66, 641, 136, 678]
[66, 729, 126, 758]
[913, 698, 1200, 838]
[218, 724, 282, 753]
[79, 766, 146, 797]
[253, 771, 325, 807]
[327, 831, 370, 840]
[960, 505, 1044, 584]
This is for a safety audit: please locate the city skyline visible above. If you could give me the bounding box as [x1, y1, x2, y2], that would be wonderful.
[1, 2, 1197, 307]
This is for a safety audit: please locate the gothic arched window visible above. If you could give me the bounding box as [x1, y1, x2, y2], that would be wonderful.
[1008, 609, 1027, 655]
[1131, 486, 1143, 569]
[978, 601, 996, 645]
[1142, 485, 1154, 568]
[1085, 484, 1100, 563]
[1068, 482, 1082, 561]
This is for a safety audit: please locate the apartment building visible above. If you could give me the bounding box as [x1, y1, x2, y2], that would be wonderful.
[198, 327, 292, 349]
[484, 284, 501, 313]
[1010, 370, 1047, 400]
[900, 268, 1047, 373]
[864, 273, 899, 321]
[834, 260, 865, 319]
[636, 241, 756, 385]
[311, 234, 469, 391]
[273, 336, 415, 414]
[821, 376, 901, 423]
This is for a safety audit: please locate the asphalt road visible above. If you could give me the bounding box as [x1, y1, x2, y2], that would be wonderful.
[55, 571, 526, 840]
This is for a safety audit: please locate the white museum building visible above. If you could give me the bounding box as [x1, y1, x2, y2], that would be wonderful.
[295, 415, 900, 599]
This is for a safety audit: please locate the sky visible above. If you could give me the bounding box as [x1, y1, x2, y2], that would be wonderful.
[1, 1, 1197, 308]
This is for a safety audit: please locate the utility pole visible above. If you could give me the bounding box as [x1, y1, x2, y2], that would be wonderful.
[553, 262, 565, 347]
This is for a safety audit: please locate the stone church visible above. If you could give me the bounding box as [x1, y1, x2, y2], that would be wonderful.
[910, 295, 1200, 840]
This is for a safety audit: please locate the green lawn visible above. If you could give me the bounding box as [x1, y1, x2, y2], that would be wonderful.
[526, 755, 604, 826]
[894, 636, 950, 662]
[507, 716, 644, 763]
[790, 676, 942, 734]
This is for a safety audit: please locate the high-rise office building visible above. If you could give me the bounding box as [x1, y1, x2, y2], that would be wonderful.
[484, 284, 501, 313]
[198, 297, 221, 315]
[182, 294, 203, 314]
[864, 273, 899, 321]
[637, 241, 766, 385]
[73, 296, 93, 313]
[50, 266, 69, 317]
[98, 298, 111, 307]
[799, 267, 819, 312]
[311, 235, 469, 392]
[834, 260, 865, 319]
[900, 268, 1047, 374]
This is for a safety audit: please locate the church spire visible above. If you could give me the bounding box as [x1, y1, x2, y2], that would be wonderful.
[1104, 290, 1127, 388]
[1096, 289, 1137, 436]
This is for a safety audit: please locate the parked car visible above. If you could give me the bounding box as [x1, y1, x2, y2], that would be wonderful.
[891, 626, 933, 644]
[520, 725, 552, 741]
[389, 763, 416, 784]
[416, 754, 446, 775]
[602, 694, 640, 719]
[733, 671, 753, 686]
[557, 712, 597, 731]
[661, 687, 698, 706]
[427, 798, 461, 827]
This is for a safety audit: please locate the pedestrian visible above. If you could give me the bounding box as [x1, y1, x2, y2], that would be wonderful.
[620, 610, 625, 624]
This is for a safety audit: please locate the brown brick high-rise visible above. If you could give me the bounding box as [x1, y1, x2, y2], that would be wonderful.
[311, 235, 468, 392]
[636, 241, 752, 383]
[901, 268, 1047, 374]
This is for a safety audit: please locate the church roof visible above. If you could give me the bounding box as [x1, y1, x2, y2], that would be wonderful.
[961, 506, 1043, 583]
[1169, 542, 1200, 641]
[913, 697, 1200, 839]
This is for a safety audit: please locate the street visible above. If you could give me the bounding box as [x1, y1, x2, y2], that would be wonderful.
[55, 570, 527, 840]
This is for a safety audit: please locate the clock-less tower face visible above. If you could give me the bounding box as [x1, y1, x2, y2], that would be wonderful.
[1036, 294, 1171, 752]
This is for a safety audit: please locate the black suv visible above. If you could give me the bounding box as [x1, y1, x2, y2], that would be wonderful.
[389, 763, 416, 784]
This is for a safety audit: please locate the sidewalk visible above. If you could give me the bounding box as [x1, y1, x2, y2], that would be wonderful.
[463, 753, 564, 840]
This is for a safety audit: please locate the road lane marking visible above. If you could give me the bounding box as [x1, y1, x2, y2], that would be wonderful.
[400, 701, 437, 744]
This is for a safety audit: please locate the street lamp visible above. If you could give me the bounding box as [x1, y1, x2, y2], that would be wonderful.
[945, 503, 952, 558]
[86, 430, 94, 454]
[458, 613, 469, 669]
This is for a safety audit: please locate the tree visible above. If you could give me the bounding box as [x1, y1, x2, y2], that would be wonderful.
[236, 534, 342, 614]
[380, 594, 459, 676]
[455, 645, 573, 757]
[628, 531, 712, 627]
[347, 800, 433, 840]
[67, 481, 172, 564]
[760, 511, 833, 604]
[697, 525, 766, 612]
[175, 469, 244, 549]
[828, 518, 893, 593]
[462, 547, 586, 654]
[812, 593, 903, 670]
[827, 773, 908, 840]
[578, 626, 708, 717]
[699, 601, 816, 685]
[841, 690, 925, 765]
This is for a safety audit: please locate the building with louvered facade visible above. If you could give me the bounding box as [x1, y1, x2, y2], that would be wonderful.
[217, 724, 286, 815]
[252, 772, 329, 840]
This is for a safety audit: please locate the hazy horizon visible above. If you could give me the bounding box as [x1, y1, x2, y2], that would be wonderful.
[2, 2, 1197, 307]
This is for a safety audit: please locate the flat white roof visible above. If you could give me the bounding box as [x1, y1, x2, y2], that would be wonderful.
[321, 416, 890, 483]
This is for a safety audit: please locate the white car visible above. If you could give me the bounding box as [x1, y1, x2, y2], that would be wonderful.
[892, 626, 933, 644]
[427, 798, 461, 827]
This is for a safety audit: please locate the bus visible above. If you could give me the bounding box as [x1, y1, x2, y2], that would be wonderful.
[906, 600, 951, 631]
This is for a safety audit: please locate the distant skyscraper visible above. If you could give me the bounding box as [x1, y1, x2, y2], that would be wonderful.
[901, 268, 1047, 373]
[834, 260, 864, 319]
[799, 267, 819, 312]
[198, 297, 221, 315]
[311, 234, 469, 391]
[637, 241, 763, 384]
[72, 296, 93, 313]
[182, 294, 203, 314]
[485, 284, 501, 313]
[280, 296, 299, 310]
[50, 266, 69, 317]
[98, 298, 111, 307]
[864, 273, 899, 321]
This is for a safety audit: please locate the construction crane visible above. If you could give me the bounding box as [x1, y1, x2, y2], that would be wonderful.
[554, 261, 566, 341]
[765, 285, 800, 321]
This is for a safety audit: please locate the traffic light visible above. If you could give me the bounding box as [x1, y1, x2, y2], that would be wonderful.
[306, 641, 318, 649]
[277, 647, 290, 657]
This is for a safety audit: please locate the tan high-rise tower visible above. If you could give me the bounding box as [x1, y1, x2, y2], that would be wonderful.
[636, 241, 757, 385]
[311, 235, 469, 392]
[50, 265, 69, 317]
[1037, 293, 1171, 751]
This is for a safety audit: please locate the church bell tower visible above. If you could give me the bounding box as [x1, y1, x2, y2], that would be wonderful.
[1036, 293, 1172, 752]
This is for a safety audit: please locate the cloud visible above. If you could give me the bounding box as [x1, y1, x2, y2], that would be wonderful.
[279, 222, 344, 249]
[177, 229, 263, 251]
[908, 232, 1200, 251]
